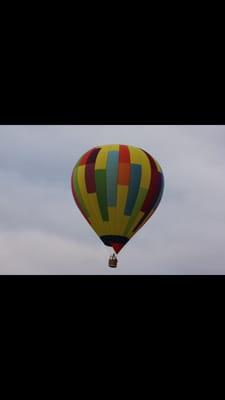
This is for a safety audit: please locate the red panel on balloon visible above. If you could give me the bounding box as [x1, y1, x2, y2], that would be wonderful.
[119, 145, 130, 163]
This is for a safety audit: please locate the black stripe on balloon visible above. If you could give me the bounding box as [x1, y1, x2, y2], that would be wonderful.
[100, 235, 129, 247]
[86, 147, 101, 164]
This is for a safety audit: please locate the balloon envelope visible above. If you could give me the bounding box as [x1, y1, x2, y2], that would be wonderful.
[71, 144, 164, 253]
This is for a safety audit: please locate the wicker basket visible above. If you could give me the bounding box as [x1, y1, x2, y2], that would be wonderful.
[108, 255, 118, 268]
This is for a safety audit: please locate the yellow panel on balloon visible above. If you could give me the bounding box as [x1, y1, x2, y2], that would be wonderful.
[88, 193, 108, 235]
[107, 144, 120, 151]
[77, 166, 92, 218]
[95, 147, 109, 170]
[116, 186, 130, 234]
[108, 207, 118, 235]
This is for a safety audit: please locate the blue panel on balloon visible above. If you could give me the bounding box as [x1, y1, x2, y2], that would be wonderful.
[124, 164, 141, 215]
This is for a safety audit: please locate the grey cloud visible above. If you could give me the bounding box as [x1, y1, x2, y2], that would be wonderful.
[0, 125, 225, 274]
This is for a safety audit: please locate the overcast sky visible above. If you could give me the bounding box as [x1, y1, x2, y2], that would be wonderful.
[0, 125, 224, 274]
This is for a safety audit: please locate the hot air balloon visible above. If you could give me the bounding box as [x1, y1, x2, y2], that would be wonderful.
[71, 144, 164, 267]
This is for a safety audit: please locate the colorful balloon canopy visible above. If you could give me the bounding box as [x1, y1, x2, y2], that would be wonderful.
[71, 144, 164, 254]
